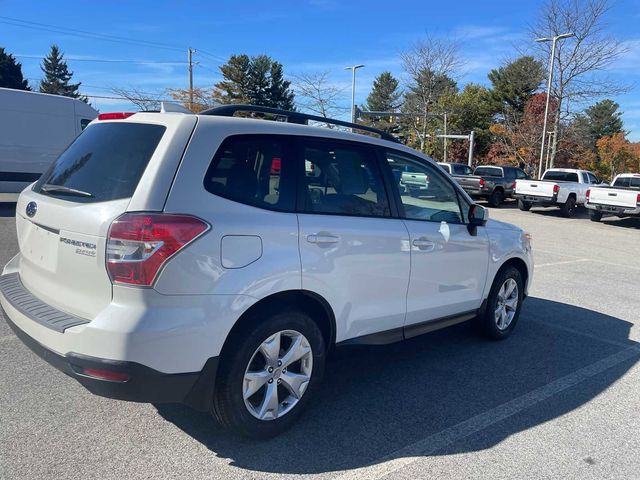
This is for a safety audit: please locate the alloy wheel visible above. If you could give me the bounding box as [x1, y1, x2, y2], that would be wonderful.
[243, 330, 313, 421]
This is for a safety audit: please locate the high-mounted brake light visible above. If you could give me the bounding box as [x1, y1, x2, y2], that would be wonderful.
[553, 184, 560, 194]
[106, 213, 209, 286]
[479, 178, 485, 187]
[98, 112, 136, 120]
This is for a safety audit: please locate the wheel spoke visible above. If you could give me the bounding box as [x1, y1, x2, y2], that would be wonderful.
[504, 279, 516, 298]
[259, 332, 281, 366]
[501, 308, 508, 328]
[257, 382, 280, 420]
[243, 370, 270, 400]
[505, 296, 518, 311]
[280, 371, 310, 399]
[280, 335, 311, 369]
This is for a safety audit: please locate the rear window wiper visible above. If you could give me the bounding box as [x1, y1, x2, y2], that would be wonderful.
[40, 184, 94, 198]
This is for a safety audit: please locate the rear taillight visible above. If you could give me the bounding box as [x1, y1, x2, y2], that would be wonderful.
[98, 112, 136, 120]
[586, 189, 590, 201]
[637, 193, 640, 205]
[511, 181, 516, 189]
[106, 213, 209, 286]
[553, 184, 560, 194]
[479, 178, 485, 187]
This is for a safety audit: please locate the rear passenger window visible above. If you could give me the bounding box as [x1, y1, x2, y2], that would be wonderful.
[204, 135, 295, 212]
[300, 141, 390, 217]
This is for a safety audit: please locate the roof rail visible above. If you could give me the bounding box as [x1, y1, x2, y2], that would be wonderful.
[200, 104, 399, 143]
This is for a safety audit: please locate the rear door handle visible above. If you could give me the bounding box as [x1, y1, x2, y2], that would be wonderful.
[412, 238, 436, 251]
[307, 233, 340, 244]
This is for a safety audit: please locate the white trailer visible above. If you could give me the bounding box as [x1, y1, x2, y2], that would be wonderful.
[0, 87, 97, 202]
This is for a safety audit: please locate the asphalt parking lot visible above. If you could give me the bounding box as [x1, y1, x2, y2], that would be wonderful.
[1, 201, 639, 480]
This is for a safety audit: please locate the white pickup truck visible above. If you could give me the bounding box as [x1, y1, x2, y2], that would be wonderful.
[585, 173, 640, 222]
[514, 168, 607, 217]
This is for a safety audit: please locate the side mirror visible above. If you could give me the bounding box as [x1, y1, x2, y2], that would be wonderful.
[468, 204, 488, 235]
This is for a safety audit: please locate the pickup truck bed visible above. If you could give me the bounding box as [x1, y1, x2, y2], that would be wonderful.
[586, 174, 640, 221]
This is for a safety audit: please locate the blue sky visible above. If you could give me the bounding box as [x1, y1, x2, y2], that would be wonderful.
[2, 0, 640, 139]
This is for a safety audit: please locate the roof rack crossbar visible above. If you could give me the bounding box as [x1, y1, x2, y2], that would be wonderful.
[200, 104, 399, 143]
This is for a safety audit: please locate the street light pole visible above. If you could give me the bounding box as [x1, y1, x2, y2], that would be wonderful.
[536, 33, 574, 178]
[443, 112, 448, 162]
[345, 64, 365, 129]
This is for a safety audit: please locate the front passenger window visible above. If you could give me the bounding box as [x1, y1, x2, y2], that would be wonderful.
[386, 151, 464, 224]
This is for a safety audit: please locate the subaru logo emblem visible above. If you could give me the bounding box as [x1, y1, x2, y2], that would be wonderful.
[26, 201, 37, 218]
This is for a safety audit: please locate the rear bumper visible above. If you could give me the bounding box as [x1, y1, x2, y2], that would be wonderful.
[514, 193, 558, 205]
[585, 202, 640, 216]
[3, 311, 219, 410]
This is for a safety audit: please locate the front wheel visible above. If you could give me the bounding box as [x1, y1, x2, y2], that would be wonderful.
[560, 197, 576, 217]
[212, 310, 326, 438]
[475, 266, 524, 340]
[518, 199, 532, 211]
[589, 210, 602, 222]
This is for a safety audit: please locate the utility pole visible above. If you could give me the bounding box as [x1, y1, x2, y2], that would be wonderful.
[536, 33, 574, 178]
[344, 64, 365, 131]
[443, 112, 448, 162]
[187, 48, 195, 112]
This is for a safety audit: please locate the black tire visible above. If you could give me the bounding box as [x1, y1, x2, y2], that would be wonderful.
[518, 199, 532, 211]
[488, 189, 504, 208]
[474, 266, 524, 340]
[560, 196, 576, 217]
[212, 310, 326, 439]
[589, 210, 602, 222]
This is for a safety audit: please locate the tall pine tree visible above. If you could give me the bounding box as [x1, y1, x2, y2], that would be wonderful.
[215, 54, 295, 110]
[39, 45, 87, 101]
[0, 47, 30, 90]
[365, 72, 401, 112]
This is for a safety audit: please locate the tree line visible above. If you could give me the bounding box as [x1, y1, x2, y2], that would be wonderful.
[0, 45, 86, 102]
[1, 0, 638, 179]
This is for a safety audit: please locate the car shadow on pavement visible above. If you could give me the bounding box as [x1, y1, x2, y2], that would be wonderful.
[0, 203, 16, 217]
[156, 297, 639, 475]
[527, 207, 590, 219]
[600, 217, 640, 229]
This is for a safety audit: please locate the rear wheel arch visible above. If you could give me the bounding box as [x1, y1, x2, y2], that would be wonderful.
[220, 290, 336, 360]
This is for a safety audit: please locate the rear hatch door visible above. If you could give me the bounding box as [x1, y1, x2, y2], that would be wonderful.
[14, 115, 195, 320]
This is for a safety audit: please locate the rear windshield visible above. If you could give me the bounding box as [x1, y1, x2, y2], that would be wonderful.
[34, 122, 166, 203]
[474, 166, 503, 177]
[613, 176, 640, 189]
[542, 171, 579, 182]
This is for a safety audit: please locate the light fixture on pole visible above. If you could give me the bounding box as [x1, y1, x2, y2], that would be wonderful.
[536, 32, 574, 178]
[345, 64, 365, 129]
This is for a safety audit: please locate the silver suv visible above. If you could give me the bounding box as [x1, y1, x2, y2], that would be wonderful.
[0, 105, 533, 438]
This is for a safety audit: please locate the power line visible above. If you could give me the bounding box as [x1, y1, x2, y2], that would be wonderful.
[197, 49, 228, 63]
[0, 15, 185, 51]
[16, 54, 187, 65]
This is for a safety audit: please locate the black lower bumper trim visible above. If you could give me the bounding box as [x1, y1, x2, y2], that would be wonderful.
[3, 313, 218, 410]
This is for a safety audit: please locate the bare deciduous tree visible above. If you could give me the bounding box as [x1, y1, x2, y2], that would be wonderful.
[293, 71, 346, 122]
[400, 36, 463, 152]
[531, 0, 628, 166]
[110, 87, 165, 111]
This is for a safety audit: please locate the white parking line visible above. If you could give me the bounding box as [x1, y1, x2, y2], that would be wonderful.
[535, 259, 590, 268]
[333, 345, 640, 480]
[531, 319, 637, 349]
[535, 249, 640, 271]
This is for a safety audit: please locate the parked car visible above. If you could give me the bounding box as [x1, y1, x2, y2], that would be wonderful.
[515, 168, 607, 217]
[0, 87, 97, 202]
[0, 105, 533, 439]
[455, 165, 528, 208]
[438, 162, 473, 176]
[585, 173, 640, 222]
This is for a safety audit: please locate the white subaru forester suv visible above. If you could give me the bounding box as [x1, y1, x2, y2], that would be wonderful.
[0, 105, 533, 438]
